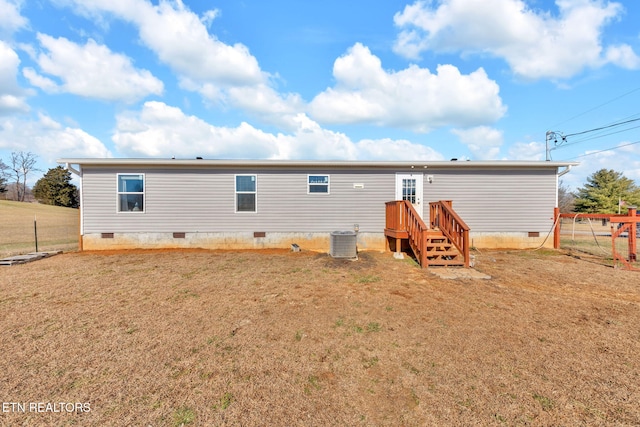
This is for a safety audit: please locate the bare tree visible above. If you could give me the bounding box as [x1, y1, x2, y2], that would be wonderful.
[9, 151, 40, 202]
[0, 158, 8, 196]
[558, 180, 575, 213]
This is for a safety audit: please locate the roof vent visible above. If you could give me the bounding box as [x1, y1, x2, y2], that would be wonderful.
[330, 231, 357, 259]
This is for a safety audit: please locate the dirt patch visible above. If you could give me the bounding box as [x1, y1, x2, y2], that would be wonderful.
[316, 251, 379, 271]
[0, 248, 639, 426]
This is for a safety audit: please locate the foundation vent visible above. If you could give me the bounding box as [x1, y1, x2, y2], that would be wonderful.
[329, 231, 357, 259]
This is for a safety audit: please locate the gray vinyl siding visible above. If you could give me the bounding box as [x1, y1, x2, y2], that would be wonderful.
[81, 167, 396, 234]
[81, 165, 558, 236]
[424, 168, 556, 232]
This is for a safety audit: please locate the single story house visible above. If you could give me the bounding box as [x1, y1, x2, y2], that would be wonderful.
[58, 158, 576, 257]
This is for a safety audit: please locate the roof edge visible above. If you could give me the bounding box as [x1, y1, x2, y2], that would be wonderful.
[57, 158, 579, 169]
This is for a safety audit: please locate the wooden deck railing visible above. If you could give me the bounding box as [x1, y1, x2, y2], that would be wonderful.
[385, 200, 428, 267]
[429, 201, 470, 268]
[385, 200, 407, 232]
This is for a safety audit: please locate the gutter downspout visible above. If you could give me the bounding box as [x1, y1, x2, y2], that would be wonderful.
[558, 165, 572, 177]
[65, 163, 82, 177]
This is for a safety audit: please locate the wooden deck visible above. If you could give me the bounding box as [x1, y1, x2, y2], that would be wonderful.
[385, 200, 470, 268]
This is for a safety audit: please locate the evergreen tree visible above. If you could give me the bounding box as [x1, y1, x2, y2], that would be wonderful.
[574, 169, 640, 214]
[33, 166, 79, 208]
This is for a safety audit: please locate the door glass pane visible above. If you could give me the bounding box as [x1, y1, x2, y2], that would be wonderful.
[402, 178, 416, 203]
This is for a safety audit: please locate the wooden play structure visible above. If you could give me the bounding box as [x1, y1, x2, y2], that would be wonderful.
[554, 207, 639, 271]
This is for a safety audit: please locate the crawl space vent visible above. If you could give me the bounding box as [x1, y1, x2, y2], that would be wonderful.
[329, 231, 357, 259]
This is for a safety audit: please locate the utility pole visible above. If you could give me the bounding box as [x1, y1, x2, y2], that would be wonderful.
[545, 131, 566, 161]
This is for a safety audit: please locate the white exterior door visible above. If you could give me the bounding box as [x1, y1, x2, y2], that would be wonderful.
[396, 173, 424, 218]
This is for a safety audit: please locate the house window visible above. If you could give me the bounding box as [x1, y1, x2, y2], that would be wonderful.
[236, 175, 257, 212]
[308, 175, 329, 194]
[117, 174, 145, 212]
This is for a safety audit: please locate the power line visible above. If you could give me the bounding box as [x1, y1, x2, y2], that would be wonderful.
[564, 140, 640, 160]
[564, 117, 640, 138]
[550, 86, 640, 129]
[544, 87, 640, 160]
[546, 115, 640, 160]
[556, 124, 640, 148]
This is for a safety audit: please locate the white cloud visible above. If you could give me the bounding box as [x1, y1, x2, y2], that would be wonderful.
[113, 101, 279, 158]
[200, 8, 220, 28]
[0, 94, 28, 115]
[226, 83, 305, 129]
[308, 43, 506, 130]
[0, 113, 111, 162]
[24, 34, 163, 102]
[507, 141, 546, 160]
[0, 0, 28, 37]
[113, 101, 445, 161]
[133, 1, 262, 86]
[58, 0, 301, 119]
[579, 143, 640, 180]
[22, 67, 57, 92]
[393, 0, 638, 80]
[0, 41, 29, 115]
[58, 2, 503, 133]
[354, 137, 444, 161]
[451, 126, 503, 159]
[553, 142, 640, 190]
[605, 44, 640, 69]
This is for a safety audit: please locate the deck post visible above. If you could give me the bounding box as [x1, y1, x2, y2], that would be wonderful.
[553, 207, 560, 249]
[629, 208, 637, 262]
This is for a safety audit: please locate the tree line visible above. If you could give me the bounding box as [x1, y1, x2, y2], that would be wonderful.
[1, 151, 78, 208]
[1, 151, 639, 213]
[560, 169, 640, 214]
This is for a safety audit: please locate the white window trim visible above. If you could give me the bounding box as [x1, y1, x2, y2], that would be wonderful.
[116, 173, 145, 213]
[235, 174, 258, 213]
[307, 174, 330, 195]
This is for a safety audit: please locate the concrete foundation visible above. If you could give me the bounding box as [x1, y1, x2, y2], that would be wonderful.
[469, 232, 554, 249]
[81, 232, 387, 252]
[80, 231, 553, 252]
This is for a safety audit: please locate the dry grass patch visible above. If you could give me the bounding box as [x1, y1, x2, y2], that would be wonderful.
[0, 248, 639, 425]
[0, 200, 79, 257]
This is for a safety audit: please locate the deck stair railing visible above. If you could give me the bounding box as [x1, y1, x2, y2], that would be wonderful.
[385, 200, 470, 268]
[429, 201, 470, 268]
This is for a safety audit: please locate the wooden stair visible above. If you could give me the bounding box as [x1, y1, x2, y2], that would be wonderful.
[425, 230, 465, 267]
[385, 200, 470, 268]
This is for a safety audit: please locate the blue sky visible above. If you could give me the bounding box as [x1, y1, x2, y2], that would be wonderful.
[1, 0, 640, 190]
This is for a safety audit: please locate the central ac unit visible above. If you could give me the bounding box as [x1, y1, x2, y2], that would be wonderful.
[329, 231, 357, 259]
